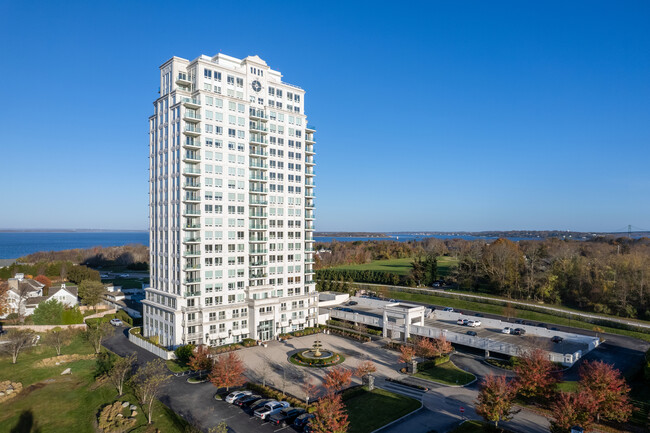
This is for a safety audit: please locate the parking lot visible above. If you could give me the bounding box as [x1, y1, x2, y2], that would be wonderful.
[215, 396, 307, 433]
[425, 316, 590, 355]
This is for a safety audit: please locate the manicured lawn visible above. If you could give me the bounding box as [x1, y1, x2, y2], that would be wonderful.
[384, 290, 650, 342]
[414, 360, 475, 386]
[556, 381, 579, 392]
[331, 256, 458, 277]
[449, 420, 515, 433]
[344, 387, 421, 433]
[166, 359, 189, 373]
[0, 332, 188, 433]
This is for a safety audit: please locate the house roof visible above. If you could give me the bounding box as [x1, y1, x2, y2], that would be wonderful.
[49, 285, 79, 298]
[9, 279, 44, 295]
[26, 296, 48, 307]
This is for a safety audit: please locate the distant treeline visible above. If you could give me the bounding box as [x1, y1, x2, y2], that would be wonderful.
[317, 236, 650, 321]
[19, 244, 149, 269]
[0, 260, 100, 283]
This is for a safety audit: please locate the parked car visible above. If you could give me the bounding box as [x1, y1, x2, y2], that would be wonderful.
[443, 307, 454, 312]
[234, 394, 261, 407]
[118, 273, 130, 278]
[109, 318, 123, 326]
[467, 330, 477, 336]
[514, 319, 524, 324]
[254, 401, 290, 420]
[475, 313, 484, 317]
[457, 318, 466, 325]
[537, 323, 548, 328]
[225, 390, 251, 404]
[550, 327, 559, 331]
[100, 274, 110, 278]
[347, 301, 358, 306]
[513, 328, 526, 336]
[269, 407, 306, 426]
[551, 336, 564, 343]
[294, 413, 315, 430]
[248, 398, 274, 412]
[468, 320, 481, 327]
[502, 327, 512, 334]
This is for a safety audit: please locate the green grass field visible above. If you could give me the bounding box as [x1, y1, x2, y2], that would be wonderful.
[0, 332, 188, 433]
[331, 256, 458, 277]
[414, 361, 476, 386]
[345, 387, 421, 433]
[384, 289, 650, 342]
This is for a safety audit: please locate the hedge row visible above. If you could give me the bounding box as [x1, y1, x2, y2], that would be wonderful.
[246, 383, 312, 410]
[317, 269, 412, 287]
[326, 319, 383, 336]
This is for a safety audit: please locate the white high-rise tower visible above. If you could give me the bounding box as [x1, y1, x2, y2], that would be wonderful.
[144, 53, 317, 347]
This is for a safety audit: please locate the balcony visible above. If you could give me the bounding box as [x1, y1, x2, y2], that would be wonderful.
[305, 247, 315, 253]
[183, 291, 201, 297]
[184, 278, 201, 284]
[249, 173, 268, 181]
[249, 272, 267, 279]
[183, 236, 201, 243]
[249, 147, 268, 157]
[305, 167, 315, 176]
[183, 138, 201, 149]
[305, 145, 315, 154]
[305, 156, 315, 165]
[183, 110, 201, 122]
[183, 167, 201, 176]
[183, 182, 201, 189]
[249, 237, 268, 243]
[249, 223, 268, 230]
[183, 264, 201, 271]
[182, 208, 201, 216]
[183, 193, 200, 203]
[183, 152, 200, 163]
[249, 135, 268, 145]
[249, 248, 268, 254]
[176, 74, 191, 86]
[249, 160, 268, 169]
[250, 261, 268, 267]
[183, 125, 201, 136]
[304, 258, 315, 263]
[305, 211, 315, 220]
[249, 122, 268, 133]
[249, 200, 268, 206]
[249, 109, 268, 121]
[249, 210, 268, 218]
[305, 200, 314, 208]
[305, 134, 315, 144]
[183, 250, 201, 257]
[184, 224, 201, 230]
[181, 97, 200, 108]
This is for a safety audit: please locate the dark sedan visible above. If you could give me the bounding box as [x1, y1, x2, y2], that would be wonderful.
[294, 413, 315, 430]
[269, 407, 306, 426]
[234, 394, 261, 407]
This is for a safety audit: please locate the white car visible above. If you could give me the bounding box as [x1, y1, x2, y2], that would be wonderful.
[443, 307, 454, 312]
[109, 318, 123, 326]
[502, 327, 511, 334]
[467, 320, 481, 327]
[119, 273, 130, 278]
[225, 390, 251, 404]
[254, 401, 290, 420]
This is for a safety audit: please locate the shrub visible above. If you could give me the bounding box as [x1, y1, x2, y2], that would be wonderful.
[62, 307, 84, 324]
[246, 383, 309, 408]
[242, 338, 257, 347]
[115, 310, 133, 326]
[174, 344, 195, 364]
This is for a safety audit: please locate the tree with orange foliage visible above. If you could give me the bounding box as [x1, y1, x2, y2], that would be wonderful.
[188, 345, 213, 372]
[434, 336, 453, 355]
[514, 349, 558, 399]
[209, 351, 246, 391]
[578, 360, 632, 424]
[310, 393, 349, 433]
[354, 360, 377, 378]
[324, 367, 352, 393]
[34, 275, 52, 289]
[415, 337, 437, 359]
[549, 391, 596, 433]
[398, 345, 416, 364]
[475, 374, 519, 429]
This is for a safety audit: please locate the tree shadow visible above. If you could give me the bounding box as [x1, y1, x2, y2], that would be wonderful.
[10, 410, 41, 433]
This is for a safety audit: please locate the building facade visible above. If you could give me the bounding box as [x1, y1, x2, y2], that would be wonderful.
[143, 53, 317, 348]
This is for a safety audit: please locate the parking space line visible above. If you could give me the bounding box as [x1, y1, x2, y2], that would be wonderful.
[273, 426, 291, 432]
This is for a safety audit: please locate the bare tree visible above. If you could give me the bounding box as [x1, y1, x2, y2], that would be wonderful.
[85, 321, 114, 354]
[108, 353, 137, 396]
[15, 282, 35, 323]
[0, 329, 36, 364]
[131, 359, 171, 424]
[43, 327, 74, 356]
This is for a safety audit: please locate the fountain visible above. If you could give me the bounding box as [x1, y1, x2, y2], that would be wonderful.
[290, 339, 344, 367]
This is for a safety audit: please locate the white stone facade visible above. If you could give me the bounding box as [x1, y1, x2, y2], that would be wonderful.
[144, 53, 317, 348]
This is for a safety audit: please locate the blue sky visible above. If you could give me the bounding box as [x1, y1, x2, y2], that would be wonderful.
[0, 1, 648, 232]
